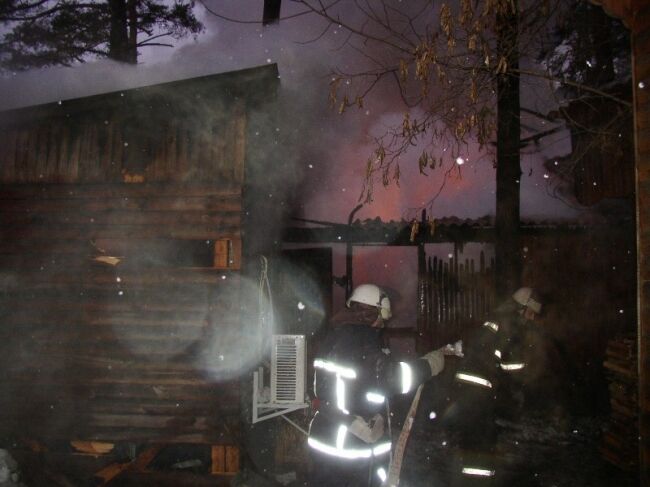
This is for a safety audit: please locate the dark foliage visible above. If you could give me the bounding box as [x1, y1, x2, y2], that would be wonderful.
[0, 0, 203, 70]
[539, 0, 630, 93]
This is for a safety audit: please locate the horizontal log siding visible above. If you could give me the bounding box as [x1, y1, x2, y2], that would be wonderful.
[0, 183, 243, 444]
[632, 2, 650, 481]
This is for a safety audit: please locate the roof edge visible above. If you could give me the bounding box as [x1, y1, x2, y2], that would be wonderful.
[0, 63, 280, 120]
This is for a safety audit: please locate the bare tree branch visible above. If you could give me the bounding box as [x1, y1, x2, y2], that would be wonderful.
[198, 0, 332, 24]
[511, 67, 632, 107]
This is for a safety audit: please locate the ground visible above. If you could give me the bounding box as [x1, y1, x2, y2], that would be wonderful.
[2, 379, 639, 486]
[234, 391, 639, 487]
[400, 406, 638, 487]
[4, 410, 635, 486]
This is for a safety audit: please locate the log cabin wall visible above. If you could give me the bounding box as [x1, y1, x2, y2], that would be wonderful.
[0, 65, 279, 446]
[633, 2, 650, 481]
[559, 95, 635, 206]
[594, 0, 650, 481]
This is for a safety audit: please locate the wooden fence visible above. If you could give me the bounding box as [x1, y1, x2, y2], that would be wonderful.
[418, 248, 496, 349]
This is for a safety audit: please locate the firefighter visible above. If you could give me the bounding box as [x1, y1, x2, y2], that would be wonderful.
[307, 283, 453, 487]
[494, 287, 544, 414]
[438, 287, 543, 486]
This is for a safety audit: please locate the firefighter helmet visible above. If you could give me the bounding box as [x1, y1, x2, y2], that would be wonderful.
[347, 284, 392, 320]
[512, 287, 542, 314]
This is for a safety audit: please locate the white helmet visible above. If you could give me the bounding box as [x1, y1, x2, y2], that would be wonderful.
[347, 284, 392, 320]
[512, 287, 542, 314]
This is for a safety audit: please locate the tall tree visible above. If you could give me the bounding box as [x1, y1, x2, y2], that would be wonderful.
[495, 1, 521, 297]
[0, 0, 202, 69]
[289, 0, 630, 296]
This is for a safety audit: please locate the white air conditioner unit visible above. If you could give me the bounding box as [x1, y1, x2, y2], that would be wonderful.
[271, 334, 306, 404]
[252, 334, 309, 426]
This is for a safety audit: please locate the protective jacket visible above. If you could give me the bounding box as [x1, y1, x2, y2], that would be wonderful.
[441, 300, 534, 483]
[308, 318, 444, 485]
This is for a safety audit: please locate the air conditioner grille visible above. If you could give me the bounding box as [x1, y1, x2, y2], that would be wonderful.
[271, 335, 306, 404]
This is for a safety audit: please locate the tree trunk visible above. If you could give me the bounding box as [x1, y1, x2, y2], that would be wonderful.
[127, 0, 138, 64]
[495, 0, 522, 301]
[109, 0, 136, 64]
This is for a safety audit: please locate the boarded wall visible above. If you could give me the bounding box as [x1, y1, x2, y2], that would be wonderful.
[0, 65, 279, 445]
[521, 229, 637, 413]
[633, 2, 650, 480]
[0, 81, 248, 185]
[560, 96, 635, 206]
[589, 0, 650, 478]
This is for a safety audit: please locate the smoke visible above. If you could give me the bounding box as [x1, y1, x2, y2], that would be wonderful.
[0, 0, 579, 223]
[0, 3, 584, 370]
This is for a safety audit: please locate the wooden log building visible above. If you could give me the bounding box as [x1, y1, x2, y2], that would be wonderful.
[591, 0, 649, 482]
[0, 64, 280, 483]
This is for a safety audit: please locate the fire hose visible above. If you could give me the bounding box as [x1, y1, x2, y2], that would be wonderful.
[385, 384, 424, 486]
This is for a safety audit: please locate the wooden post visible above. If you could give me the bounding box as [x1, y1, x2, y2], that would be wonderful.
[93, 445, 161, 485]
[416, 210, 428, 353]
[345, 204, 363, 301]
[431, 256, 439, 345]
[211, 445, 239, 475]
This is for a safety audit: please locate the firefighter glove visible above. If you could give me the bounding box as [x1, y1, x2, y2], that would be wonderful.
[349, 414, 384, 443]
[421, 349, 445, 376]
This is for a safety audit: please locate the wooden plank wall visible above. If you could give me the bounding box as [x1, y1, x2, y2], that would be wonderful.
[0, 73, 260, 446]
[565, 97, 635, 206]
[0, 100, 246, 185]
[633, 1, 650, 482]
[590, 1, 649, 479]
[0, 183, 244, 444]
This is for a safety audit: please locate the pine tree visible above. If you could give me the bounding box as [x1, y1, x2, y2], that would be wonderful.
[0, 0, 202, 69]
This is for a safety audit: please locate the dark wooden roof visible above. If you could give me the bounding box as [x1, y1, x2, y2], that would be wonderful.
[283, 216, 591, 245]
[0, 63, 280, 128]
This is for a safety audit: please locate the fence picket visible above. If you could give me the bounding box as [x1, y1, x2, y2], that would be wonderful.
[423, 248, 495, 346]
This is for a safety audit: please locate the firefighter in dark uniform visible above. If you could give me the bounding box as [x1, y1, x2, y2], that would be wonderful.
[438, 287, 543, 486]
[307, 284, 453, 487]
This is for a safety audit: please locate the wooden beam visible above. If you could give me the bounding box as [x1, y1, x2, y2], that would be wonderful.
[0, 182, 241, 200]
[282, 224, 591, 245]
[70, 441, 114, 456]
[211, 445, 239, 475]
[93, 445, 162, 485]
